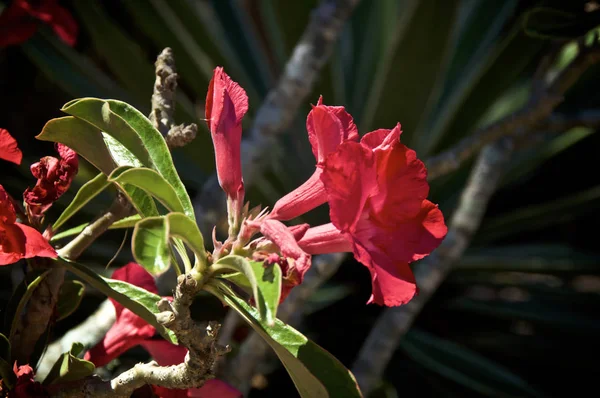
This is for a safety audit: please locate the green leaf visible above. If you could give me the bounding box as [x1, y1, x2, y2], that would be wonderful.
[43, 342, 95, 385]
[9, 270, 51, 345]
[132, 217, 171, 275]
[523, 6, 600, 40]
[213, 256, 281, 325]
[50, 214, 142, 242]
[53, 173, 110, 230]
[58, 258, 176, 343]
[62, 98, 194, 219]
[207, 282, 362, 398]
[38, 116, 115, 175]
[56, 281, 86, 322]
[401, 329, 542, 397]
[0, 333, 14, 389]
[164, 213, 207, 266]
[109, 168, 186, 215]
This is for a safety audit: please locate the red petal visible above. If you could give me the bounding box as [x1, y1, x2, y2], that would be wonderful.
[0, 184, 17, 225]
[298, 223, 353, 255]
[269, 169, 327, 221]
[47, 4, 78, 46]
[15, 223, 57, 259]
[307, 106, 345, 164]
[0, 1, 36, 47]
[368, 127, 429, 222]
[352, 241, 417, 306]
[57, 143, 78, 169]
[140, 339, 186, 366]
[205, 67, 248, 198]
[84, 309, 155, 367]
[0, 223, 56, 266]
[321, 141, 375, 232]
[0, 128, 23, 165]
[188, 380, 242, 398]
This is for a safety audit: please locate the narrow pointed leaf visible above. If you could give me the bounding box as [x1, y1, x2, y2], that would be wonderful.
[165, 213, 207, 266]
[207, 283, 362, 398]
[9, 270, 51, 345]
[53, 173, 110, 230]
[0, 333, 14, 389]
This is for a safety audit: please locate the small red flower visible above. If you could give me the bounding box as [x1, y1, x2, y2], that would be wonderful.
[85, 263, 240, 398]
[0, 128, 23, 165]
[0, 0, 78, 48]
[23, 143, 78, 219]
[0, 184, 56, 265]
[205, 67, 248, 223]
[299, 125, 447, 306]
[7, 363, 48, 397]
[269, 97, 359, 221]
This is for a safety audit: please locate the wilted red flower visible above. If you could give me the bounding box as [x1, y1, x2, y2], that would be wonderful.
[205, 67, 248, 226]
[23, 143, 78, 218]
[8, 363, 48, 397]
[0, 0, 78, 47]
[269, 97, 359, 221]
[0, 184, 56, 265]
[0, 128, 23, 165]
[85, 263, 240, 398]
[298, 125, 447, 306]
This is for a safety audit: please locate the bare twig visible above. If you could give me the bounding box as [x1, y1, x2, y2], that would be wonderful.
[149, 47, 197, 149]
[352, 139, 514, 394]
[194, 0, 361, 231]
[425, 40, 600, 180]
[220, 253, 347, 393]
[51, 274, 229, 398]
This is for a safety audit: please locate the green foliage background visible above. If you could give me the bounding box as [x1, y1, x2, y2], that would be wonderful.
[1, 0, 600, 396]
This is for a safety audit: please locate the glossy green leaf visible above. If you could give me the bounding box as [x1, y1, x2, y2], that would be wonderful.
[0, 333, 14, 389]
[59, 258, 176, 343]
[43, 342, 95, 385]
[56, 281, 86, 322]
[53, 173, 110, 230]
[37, 116, 115, 175]
[213, 256, 281, 325]
[50, 214, 142, 242]
[109, 167, 186, 215]
[62, 98, 194, 219]
[164, 213, 207, 267]
[132, 213, 206, 275]
[207, 282, 362, 398]
[401, 330, 542, 397]
[9, 270, 51, 345]
[132, 217, 171, 275]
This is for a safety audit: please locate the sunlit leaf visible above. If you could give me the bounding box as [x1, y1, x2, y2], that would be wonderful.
[43, 342, 95, 385]
[53, 173, 110, 230]
[56, 281, 86, 322]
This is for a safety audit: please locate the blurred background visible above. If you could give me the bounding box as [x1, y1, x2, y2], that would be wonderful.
[1, 0, 600, 397]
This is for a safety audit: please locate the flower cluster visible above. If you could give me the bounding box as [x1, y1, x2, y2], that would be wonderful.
[0, 129, 77, 265]
[205, 69, 447, 306]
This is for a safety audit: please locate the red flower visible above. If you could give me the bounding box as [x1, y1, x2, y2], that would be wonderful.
[0, 0, 78, 48]
[0, 184, 56, 265]
[269, 97, 359, 221]
[205, 67, 248, 225]
[3, 363, 49, 397]
[85, 263, 240, 398]
[298, 125, 447, 306]
[0, 128, 23, 165]
[23, 143, 78, 218]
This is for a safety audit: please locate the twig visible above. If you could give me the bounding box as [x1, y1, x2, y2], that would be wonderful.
[220, 253, 347, 393]
[51, 274, 229, 398]
[194, 0, 361, 231]
[352, 139, 514, 395]
[149, 47, 197, 149]
[425, 39, 600, 180]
